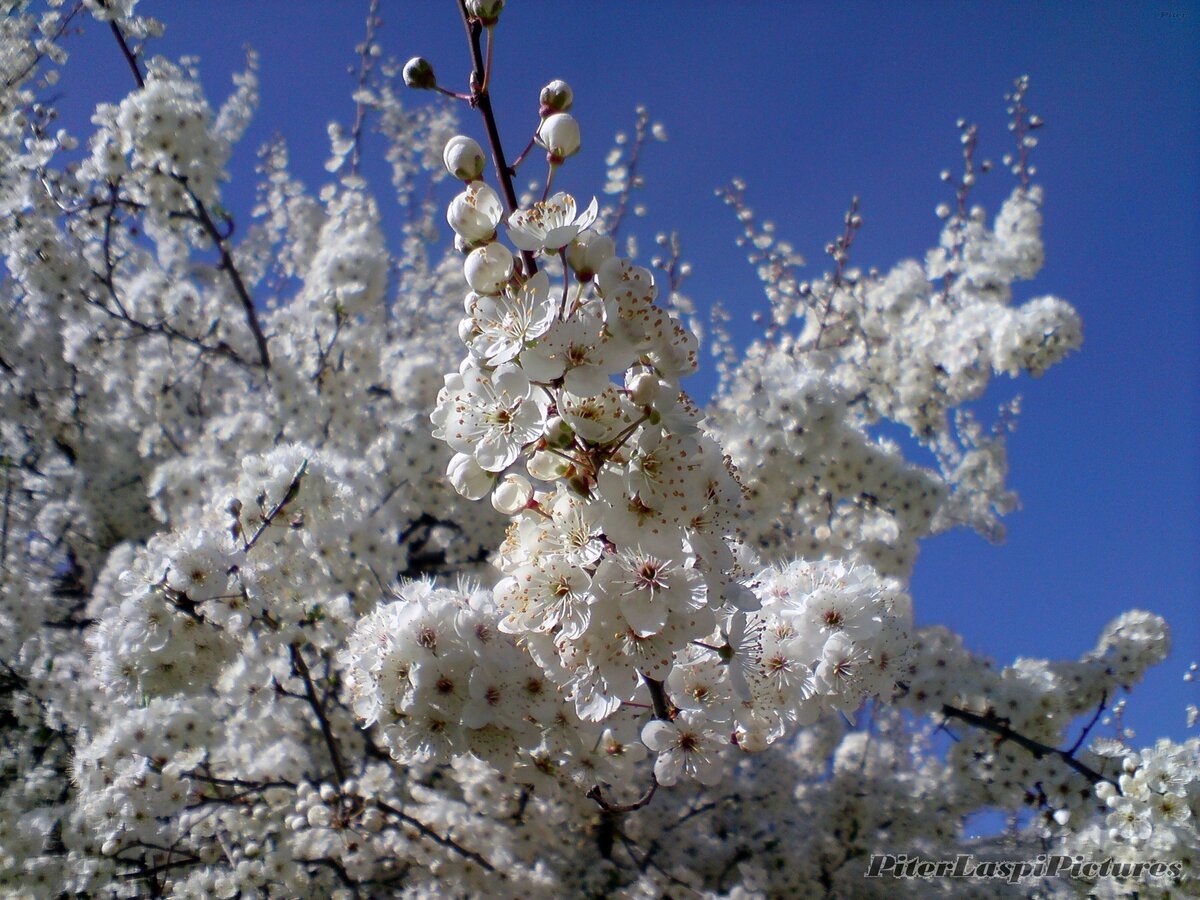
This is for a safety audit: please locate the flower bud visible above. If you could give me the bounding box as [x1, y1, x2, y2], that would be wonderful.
[536, 113, 580, 164]
[627, 372, 659, 407]
[527, 449, 569, 481]
[734, 726, 769, 753]
[443, 135, 486, 181]
[402, 57, 437, 90]
[464, 242, 514, 294]
[466, 0, 504, 25]
[448, 452, 494, 500]
[447, 181, 502, 245]
[567, 232, 614, 281]
[200, 843, 222, 863]
[307, 805, 332, 828]
[491, 474, 533, 515]
[539, 80, 573, 117]
[361, 807, 384, 832]
[458, 316, 478, 346]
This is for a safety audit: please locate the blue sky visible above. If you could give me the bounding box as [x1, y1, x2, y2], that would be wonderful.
[55, 2, 1198, 744]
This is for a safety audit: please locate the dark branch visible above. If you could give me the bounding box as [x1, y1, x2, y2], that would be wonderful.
[643, 675, 672, 721]
[456, 0, 537, 277]
[109, 20, 145, 89]
[176, 176, 271, 368]
[587, 779, 658, 814]
[289, 643, 347, 786]
[107, 20, 269, 369]
[376, 800, 496, 873]
[244, 459, 307, 551]
[588, 675, 671, 815]
[4, 2, 84, 90]
[348, 0, 382, 176]
[940, 703, 1111, 786]
[1068, 692, 1107, 756]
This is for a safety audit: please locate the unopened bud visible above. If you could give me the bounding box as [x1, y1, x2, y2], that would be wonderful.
[443, 135, 486, 181]
[539, 80, 573, 117]
[447, 181, 503, 245]
[464, 242, 514, 294]
[735, 727, 769, 753]
[447, 452, 494, 500]
[491, 474, 533, 515]
[527, 449, 568, 481]
[627, 372, 659, 407]
[536, 113, 580, 164]
[402, 57, 437, 90]
[466, 0, 504, 25]
[457, 316, 477, 346]
[307, 805, 332, 828]
[567, 232, 614, 281]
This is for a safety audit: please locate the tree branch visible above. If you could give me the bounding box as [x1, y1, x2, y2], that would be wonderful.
[644, 675, 672, 721]
[243, 459, 307, 551]
[348, 0, 381, 177]
[587, 779, 658, 814]
[456, 0, 537, 277]
[940, 703, 1111, 786]
[107, 19, 270, 369]
[175, 176, 271, 369]
[375, 800, 497, 873]
[289, 643, 347, 786]
[109, 19, 145, 89]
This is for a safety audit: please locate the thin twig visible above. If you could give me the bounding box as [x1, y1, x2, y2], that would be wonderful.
[107, 19, 270, 369]
[243, 459, 307, 551]
[608, 107, 650, 241]
[588, 675, 671, 814]
[3, 2, 84, 89]
[940, 704, 1111, 786]
[0, 456, 11, 572]
[1068, 692, 1107, 756]
[109, 20, 145, 89]
[375, 800, 496, 873]
[456, 0, 536, 277]
[587, 779, 658, 814]
[348, 0, 381, 176]
[175, 176, 271, 368]
[289, 643, 347, 786]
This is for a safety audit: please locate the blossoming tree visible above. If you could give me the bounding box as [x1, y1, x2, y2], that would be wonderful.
[0, 1, 1194, 897]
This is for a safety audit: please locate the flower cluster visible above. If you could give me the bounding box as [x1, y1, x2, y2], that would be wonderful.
[416, 111, 861, 788]
[342, 580, 564, 770]
[80, 58, 237, 236]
